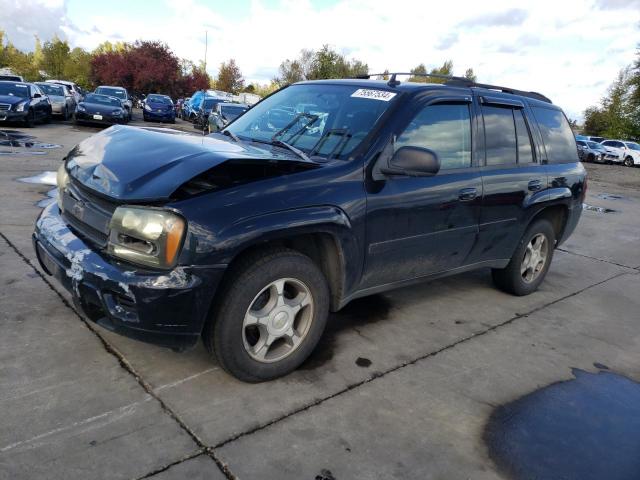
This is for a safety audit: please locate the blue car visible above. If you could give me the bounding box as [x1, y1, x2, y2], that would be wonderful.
[143, 94, 175, 123]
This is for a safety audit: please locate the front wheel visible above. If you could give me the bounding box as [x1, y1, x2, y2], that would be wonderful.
[624, 156, 634, 167]
[203, 249, 330, 382]
[492, 219, 555, 296]
[24, 109, 35, 127]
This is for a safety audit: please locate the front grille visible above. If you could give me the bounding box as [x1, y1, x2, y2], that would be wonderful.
[61, 181, 117, 248]
[0, 104, 10, 111]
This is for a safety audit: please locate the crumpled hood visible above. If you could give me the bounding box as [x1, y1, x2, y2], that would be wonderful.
[65, 125, 312, 202]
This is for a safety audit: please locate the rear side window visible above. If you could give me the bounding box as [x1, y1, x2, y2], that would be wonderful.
[395, 103, 471, 170]
[532, 107, 579, 163]
[483, 106, 517, 166]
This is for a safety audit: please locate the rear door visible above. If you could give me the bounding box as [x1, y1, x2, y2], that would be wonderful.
[470, 95, 547, 263]
[362, 94, 483, 288]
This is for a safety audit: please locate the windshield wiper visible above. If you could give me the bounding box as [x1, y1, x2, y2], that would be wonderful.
[222, 129, 239, 142]
[270, 138, 311, 162]
[272, 113, 319, 143]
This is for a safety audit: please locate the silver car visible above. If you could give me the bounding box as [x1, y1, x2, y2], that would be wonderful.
[36, 82, 76, 120]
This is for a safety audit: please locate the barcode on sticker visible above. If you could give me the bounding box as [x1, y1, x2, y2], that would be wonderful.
[350, 89, 397, 101]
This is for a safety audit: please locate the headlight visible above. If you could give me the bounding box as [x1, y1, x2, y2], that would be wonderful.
[108, 207, 186, 269]
[112, 108, 123, 115]
[15, 101, 28, 112]
[77, 104, 86, 112]
[56, 162, 69, 209]
[144, 104, 152, 111]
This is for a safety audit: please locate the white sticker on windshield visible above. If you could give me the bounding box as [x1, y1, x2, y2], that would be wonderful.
[350, 89, 396, 101]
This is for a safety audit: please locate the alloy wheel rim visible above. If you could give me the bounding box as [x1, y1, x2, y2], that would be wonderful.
[521, 233, 548, 283]
[242, 278, 314, 363]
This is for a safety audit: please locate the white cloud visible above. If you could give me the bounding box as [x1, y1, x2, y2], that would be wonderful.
[2, 0, 639, 120]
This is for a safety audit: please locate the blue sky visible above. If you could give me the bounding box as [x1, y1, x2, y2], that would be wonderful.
[2, 0, 639, 120]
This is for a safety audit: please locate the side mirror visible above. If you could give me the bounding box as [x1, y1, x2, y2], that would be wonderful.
[380, 146, 441, 177]
[33, 93, 42, 98]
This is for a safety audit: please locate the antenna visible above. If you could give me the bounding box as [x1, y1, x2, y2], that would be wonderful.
[204, 30, 208, 73]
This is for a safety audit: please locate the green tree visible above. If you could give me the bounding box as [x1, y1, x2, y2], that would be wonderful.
[583, 106, 608, 136]
[216, 59, 244, 94]
[63, 47, 92, 88]
[464, 68, 477, 82]
[408, 63, 427, 82]
[41, 36, 70, 78]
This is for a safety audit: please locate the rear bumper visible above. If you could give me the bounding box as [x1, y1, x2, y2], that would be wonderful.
[33, 203, 225, 350]
[143, 110, 175, 121]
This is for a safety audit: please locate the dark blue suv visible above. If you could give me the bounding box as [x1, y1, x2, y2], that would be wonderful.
[33, 74, 586, 382]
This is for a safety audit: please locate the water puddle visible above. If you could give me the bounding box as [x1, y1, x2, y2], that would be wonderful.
[0, 129, 61, 155]
[583, 203, 616, 213]
[596, 193, 624, 201]
[37, 188, 58, 208]
[17, 171, 58, 207]
[485, 368, 640, 480]
[18, 171, 57, 185]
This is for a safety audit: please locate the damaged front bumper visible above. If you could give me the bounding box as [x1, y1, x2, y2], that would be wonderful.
[33, 203, 225, 350]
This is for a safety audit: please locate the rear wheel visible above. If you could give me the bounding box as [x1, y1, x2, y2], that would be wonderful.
[203, 249, 330, 382]
[624, 156, 634, 167]
[492, 219, 555, 296]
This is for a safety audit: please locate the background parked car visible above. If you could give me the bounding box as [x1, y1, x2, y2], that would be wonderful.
[0, 81, 51, 127]
[74, 93, 128, 126]
[46, 79, 84, 104]
[0, 74, 24, 82]
[143, 94, 175, 123]
[207, 102, 249, 133]
[600, 139, 640, 167]
[94, 86, 133, 121]
[35, 82, 76, 120]
[193, 96, 228, 130]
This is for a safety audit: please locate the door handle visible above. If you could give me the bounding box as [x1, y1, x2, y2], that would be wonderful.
[458, 187, 478, 201]
[528, 179, 543, 191]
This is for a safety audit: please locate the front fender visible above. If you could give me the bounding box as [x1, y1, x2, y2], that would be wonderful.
[200, 205, 363, 302]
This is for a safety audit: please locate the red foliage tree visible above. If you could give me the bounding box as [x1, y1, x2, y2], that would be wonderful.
[90, 41, 208, 97]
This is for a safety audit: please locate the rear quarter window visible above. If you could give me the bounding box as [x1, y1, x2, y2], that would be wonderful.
[531, 107, 579, 164]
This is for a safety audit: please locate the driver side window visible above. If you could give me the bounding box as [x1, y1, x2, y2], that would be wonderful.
[395, 103, 472, 170]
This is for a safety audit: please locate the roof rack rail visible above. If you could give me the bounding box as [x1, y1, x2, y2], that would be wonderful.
[358, 72, 552, 104]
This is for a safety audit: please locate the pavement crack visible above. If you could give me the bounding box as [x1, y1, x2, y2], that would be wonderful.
[213, 270, 631, 450]
[556, 247, 635, 270]
[134, 450, 205, 479]
[0, 232, 237, 480]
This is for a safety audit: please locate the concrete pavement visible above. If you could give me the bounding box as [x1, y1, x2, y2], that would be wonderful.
[1, 118, 639, 479]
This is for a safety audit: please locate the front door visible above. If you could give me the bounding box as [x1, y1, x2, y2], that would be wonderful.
[362, 97, 482, 289]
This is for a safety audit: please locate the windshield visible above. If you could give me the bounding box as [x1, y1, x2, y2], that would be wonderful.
[625, 142, 640, 151]
[38, 84, 64, 96]
[84, 94, 122, 107]
[587, 141, 604, 149]
[147, 95, 172, 104]
[0, 83, 29, 98]
[221, 105, 248, 120]
[226, 84, 397, 160]
[96, 87, 126, 99]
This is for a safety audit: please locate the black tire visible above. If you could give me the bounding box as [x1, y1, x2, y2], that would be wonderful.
[24, 109, 35, 128]
[624, 156, 634, 167]
[587, 154, 594, 163]
[63, 106, 69, 121]
[492, 219, 555, 296]
[203, 248, 330, 382]
[43, 109, 51, 124]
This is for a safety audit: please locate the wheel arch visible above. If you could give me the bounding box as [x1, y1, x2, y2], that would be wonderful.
[209, 206, 358, 313]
